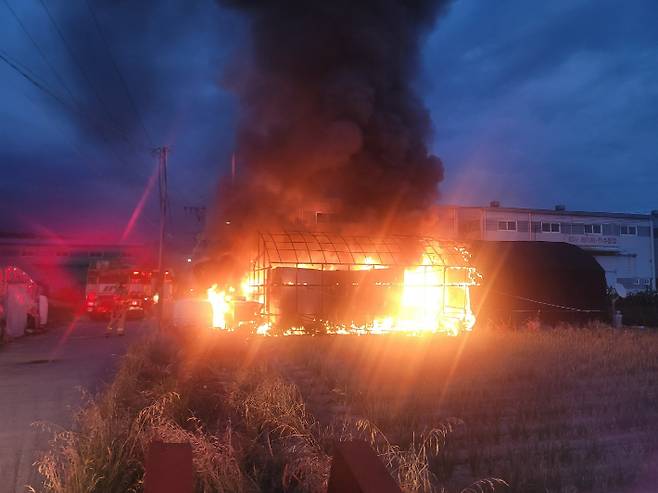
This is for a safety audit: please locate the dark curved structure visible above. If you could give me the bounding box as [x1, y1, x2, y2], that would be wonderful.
[469, 241, 608, 326]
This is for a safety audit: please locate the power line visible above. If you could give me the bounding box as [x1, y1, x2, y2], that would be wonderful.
[2, 54, 163, 238]
[35, 0, 134, 147]
[1, 4, 164, 238]
[2, 46, 189, 235]
[83, 0, 153, 147]
[0, 49, 148, 173]
[1, 0, 79, 108]
[0, 53, 161, 240]
[0, 50, 73, 112]
[0, 4, 149, 157]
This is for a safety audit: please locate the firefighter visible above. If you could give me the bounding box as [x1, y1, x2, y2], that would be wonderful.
[106, 283, 128, 336]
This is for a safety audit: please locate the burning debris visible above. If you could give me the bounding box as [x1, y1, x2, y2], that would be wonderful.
[201, 0, 468, 335]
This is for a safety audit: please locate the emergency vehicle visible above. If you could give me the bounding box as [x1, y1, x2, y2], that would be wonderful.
[84, 262, 173, 319]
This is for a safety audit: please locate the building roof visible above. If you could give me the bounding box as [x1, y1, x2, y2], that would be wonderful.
[441, 205, 653, 221]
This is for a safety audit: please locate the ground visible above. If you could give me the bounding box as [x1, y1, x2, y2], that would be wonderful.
[19, 324, 658, 493]
[0, 320, 149, 493]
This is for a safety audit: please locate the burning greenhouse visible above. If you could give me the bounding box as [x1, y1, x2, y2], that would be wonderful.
[205, 232, 479, 336]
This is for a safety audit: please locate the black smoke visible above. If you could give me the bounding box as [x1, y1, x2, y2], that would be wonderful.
[214, 0, 450, 247]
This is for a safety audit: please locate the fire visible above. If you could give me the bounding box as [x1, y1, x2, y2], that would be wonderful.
[241, 278, 253, 296]
[207, 284, 230, 329]
[204, 235, 478, 336]
[397, 261, 445, 333]
[206, 275, 259, 330]
[353, 255, 388, 271]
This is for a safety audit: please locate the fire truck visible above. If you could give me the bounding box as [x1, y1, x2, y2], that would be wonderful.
[84, 262, 173, 320]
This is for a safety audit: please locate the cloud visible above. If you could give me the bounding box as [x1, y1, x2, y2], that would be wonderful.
[0, 0, 243, 238]
[423, 0, 658, 212]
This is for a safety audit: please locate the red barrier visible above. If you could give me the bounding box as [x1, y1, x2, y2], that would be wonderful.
[144, 441, 193, 493]
[143, 439, 400, 493]
[327, 440, 401, 493]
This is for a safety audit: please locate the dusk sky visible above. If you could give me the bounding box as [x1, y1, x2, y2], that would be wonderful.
[1, 0, 657, 244]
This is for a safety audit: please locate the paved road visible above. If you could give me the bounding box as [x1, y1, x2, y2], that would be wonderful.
[0, 319, 150, 493]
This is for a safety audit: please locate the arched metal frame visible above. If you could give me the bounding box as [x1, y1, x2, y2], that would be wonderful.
[251, 231, 478, 329]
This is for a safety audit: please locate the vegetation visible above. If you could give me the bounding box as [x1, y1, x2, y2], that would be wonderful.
[32, 323, 658, 493]
[616, 290, 658, 326]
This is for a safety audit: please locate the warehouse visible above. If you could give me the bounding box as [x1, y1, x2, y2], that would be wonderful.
[435, 205, 657, 295]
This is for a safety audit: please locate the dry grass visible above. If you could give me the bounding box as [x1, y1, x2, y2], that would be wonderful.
[32, 337, 251, 493]
[32, 323, 658, 492]
[279, 323, 658, 492]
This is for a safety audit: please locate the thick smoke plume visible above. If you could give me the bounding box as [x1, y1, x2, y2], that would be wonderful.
[212, 0, 450, 257]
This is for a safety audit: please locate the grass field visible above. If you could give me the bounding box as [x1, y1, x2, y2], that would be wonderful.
[33, 324, 658, 492]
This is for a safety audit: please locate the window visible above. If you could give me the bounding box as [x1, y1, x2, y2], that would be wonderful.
[584, 224, 602, 234]
[541, 222, 560, 233]
[498, 220, 517, 231]
[571, 223, 585, 235]
[620, 225, 637, 235]
[459, 219, 480, 234]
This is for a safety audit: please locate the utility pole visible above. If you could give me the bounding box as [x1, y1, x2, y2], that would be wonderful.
[231, 152, 236, 186]
[154, 146, 169, 331]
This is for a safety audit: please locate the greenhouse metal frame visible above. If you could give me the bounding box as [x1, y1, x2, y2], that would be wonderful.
[250, 231, 478, 329]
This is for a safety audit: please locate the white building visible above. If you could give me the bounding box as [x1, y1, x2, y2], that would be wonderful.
[435, 204, 657, 294]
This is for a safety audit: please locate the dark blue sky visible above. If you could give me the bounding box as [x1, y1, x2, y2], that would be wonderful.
[1, 0, 657, 243]
[424, 0, 658, 211]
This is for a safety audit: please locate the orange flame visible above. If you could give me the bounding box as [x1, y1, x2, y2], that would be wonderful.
[207, 284, 230, 329]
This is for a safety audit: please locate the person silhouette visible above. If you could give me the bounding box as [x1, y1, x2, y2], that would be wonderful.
[106, 283, 128, 336]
